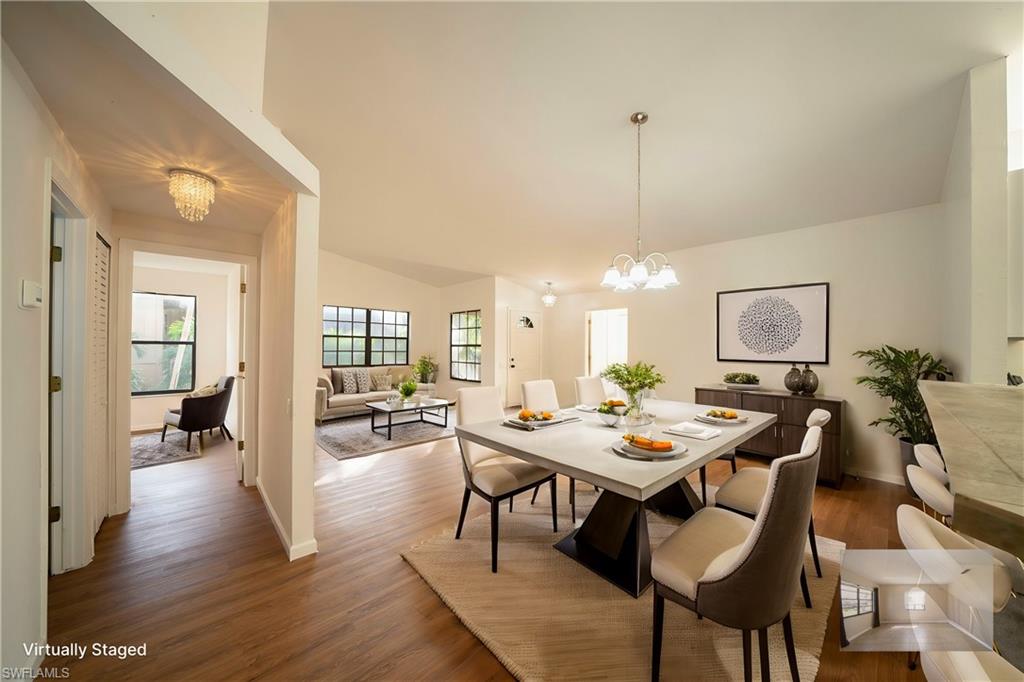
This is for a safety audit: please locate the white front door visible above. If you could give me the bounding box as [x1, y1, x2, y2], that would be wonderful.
[506, 309, 542, 406]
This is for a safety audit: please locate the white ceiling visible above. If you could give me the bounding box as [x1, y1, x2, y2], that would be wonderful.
[2, 2, 291, 234]
[264, 2, 1021, 291]
[133, 251, 241, 277]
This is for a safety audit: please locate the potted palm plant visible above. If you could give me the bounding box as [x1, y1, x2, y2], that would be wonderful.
[600, 361, 665, 427]
[853, 345, 949, 495]
[412, 354, 438, 383]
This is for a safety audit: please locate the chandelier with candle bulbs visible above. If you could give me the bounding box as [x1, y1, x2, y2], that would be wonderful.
[599, 112, 679, 292]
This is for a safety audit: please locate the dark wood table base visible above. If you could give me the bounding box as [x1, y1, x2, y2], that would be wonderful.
[553, 479, 704, 597]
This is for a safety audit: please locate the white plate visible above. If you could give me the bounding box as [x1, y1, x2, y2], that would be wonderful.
[612, 440, 687, 460]
[695, 413, 749, 425]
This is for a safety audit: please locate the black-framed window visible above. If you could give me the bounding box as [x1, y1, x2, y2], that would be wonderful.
[841, 581, 874, 618]
[450, 309, 481, 382]
[131, 292, 196, 395]
[322, 306, 409, 367]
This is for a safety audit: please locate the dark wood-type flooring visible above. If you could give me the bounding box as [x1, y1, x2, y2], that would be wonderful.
[46, 436, 924, 680]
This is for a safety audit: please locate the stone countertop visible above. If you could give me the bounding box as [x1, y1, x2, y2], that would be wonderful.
[918, 380, 1023, 518]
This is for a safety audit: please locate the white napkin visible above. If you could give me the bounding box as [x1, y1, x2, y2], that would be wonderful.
[665, 421, 721, 440]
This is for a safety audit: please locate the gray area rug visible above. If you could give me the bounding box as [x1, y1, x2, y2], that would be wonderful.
[131, 431, 200, 469]
[316, 410, 455, 461]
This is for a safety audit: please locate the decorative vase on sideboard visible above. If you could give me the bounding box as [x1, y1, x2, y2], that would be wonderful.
[784, 364, 803, 394]
[800, 364, 819, 396]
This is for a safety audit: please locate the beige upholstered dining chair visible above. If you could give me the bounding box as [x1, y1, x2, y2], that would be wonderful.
[921, 651, 1024, 681]
[906, 464, 954, 520]
[574, 375, 607, 406]
[713, 408, 832, 607]
[454, 386, 557, 573]
[914, 443, 949, 485]
[651, 426, 823, 682]
[521, 379, 593, 523]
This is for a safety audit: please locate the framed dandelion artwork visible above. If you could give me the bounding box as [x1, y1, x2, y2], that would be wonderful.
[716, 282, 829, 364]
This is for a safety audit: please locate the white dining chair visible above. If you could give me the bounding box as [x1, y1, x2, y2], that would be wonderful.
[522, 379, 592, 523]
[906, 464, 954, 521]
[454, 386, 557, 572]
[914, 443, 949, 485]
[574, 375, 607, 406]
[521, 379, 560, 413]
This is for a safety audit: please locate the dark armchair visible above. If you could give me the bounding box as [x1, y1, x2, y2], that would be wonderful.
[161, 376, 235, 450]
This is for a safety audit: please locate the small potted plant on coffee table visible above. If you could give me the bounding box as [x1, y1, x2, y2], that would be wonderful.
[399, 378, 418, 403]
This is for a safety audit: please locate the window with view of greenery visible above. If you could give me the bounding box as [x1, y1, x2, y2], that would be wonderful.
[450, 310, 481, 382]
[322, 306, 409, 367]
[841, 581, 874, 618]
[131, 292, 196, 395]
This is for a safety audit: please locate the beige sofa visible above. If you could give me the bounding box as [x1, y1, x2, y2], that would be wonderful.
[315, 365, 436, 423]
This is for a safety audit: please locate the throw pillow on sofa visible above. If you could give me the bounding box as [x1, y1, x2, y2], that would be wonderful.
[371, 373, 392, 391]
[354, 367, 370, 393]
[340, 369, 358, 394]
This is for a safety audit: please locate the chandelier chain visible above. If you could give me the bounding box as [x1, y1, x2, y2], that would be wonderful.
[636, 117, 642, 260]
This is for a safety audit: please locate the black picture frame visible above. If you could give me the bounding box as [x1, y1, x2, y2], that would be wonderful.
[716, 282, 830, 364]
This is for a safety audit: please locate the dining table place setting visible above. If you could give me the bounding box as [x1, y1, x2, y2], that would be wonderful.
[502, 408, 582, 431]
[663, 421, 722, 441]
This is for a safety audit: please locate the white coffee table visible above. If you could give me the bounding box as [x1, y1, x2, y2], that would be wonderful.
[365, 397, 452, 441]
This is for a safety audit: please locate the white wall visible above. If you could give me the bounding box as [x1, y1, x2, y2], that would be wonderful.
[317, 249, 440, 376]
[544, 204, 946, 483]
[257, 194, 318, 561]
[435, 277, 497, 401]
[940, 59, 1010, 382]
[102, 1, 269, 115]
[879, 585, 950, 624]
[1, 44, 112, 670]
[494, 277, 543, 406]
[129, 266, 230, 431]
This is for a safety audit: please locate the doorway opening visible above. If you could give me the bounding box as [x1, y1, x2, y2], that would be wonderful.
[585, 308, 628, 377]
[128, 252, 245, 474]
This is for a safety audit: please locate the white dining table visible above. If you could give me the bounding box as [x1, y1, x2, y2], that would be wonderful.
[455, 399, 776, 597]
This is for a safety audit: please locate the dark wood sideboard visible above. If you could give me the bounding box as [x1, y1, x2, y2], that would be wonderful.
[694, 385, 845, 488]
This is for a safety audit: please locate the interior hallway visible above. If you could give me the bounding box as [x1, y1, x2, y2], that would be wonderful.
[45, 439, 923, 680]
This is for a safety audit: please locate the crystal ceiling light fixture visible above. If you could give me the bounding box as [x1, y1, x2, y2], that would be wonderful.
[541, 281, 558, 308]
[168, 168, 217, 223]
[599, 112, 679, 292]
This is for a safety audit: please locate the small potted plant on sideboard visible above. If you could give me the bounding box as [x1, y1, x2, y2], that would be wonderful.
[853, 345, 949, 496]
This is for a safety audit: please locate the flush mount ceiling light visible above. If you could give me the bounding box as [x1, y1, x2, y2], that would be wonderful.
[541, 281, 558, 308]
[168, 168, 216, 223]
[599, 112, 679, 292]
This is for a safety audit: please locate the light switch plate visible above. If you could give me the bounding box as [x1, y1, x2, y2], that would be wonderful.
[19, 280, 43, 310]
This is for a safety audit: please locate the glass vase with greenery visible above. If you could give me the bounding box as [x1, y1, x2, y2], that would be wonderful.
[399, 379, 418, 400]
[854, 345, 949, 493]
[600, 361, 665, 424]
[412, 354, 438, 383]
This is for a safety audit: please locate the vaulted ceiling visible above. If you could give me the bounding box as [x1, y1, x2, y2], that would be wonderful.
[264, 2, 1020, 291]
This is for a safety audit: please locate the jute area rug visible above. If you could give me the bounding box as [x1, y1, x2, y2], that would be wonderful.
[403, 486, 843, 681]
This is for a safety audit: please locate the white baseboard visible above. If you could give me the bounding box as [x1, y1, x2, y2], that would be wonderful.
[256, 477, 318, 561]
[843, 468, 905, 486]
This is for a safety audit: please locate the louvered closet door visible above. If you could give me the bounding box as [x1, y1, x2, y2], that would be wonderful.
[90, 234, 111, 533]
